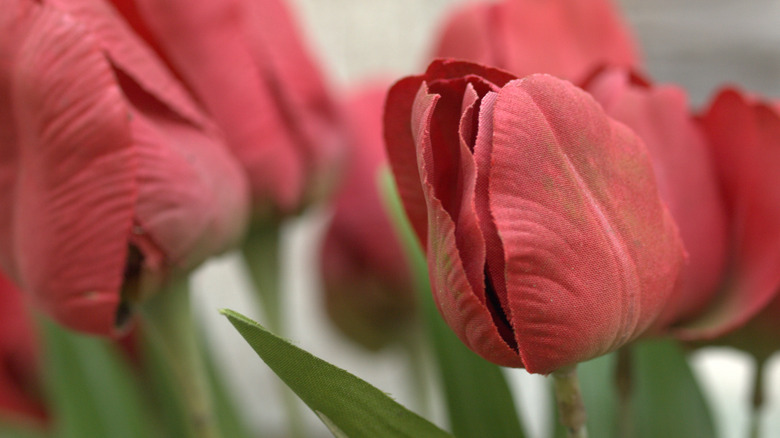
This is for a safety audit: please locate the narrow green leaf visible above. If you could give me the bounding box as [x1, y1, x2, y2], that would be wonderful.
[201, 336, 256, 438]
[630, 339, 717, 438]
[221, 309, 452, 438]
[40, 318, 159, 438]
[379, 169, 526, 438]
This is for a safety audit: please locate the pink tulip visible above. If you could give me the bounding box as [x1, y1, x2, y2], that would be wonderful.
[320, 84, 415, 350]
[432, 0, 639, 83]
[384, 60, 684, 373]
[108, 0, 347, 216]
[585, 69, 728, 330]
[0, 273, 46, 425]
[675, 89, 780, 340]
[0, 0, 249, 335]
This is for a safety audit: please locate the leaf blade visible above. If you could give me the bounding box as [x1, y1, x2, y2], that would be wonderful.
[221, 309, 452, 438]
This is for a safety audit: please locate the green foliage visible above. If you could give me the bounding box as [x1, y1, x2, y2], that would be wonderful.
[222, 309, 452, 438]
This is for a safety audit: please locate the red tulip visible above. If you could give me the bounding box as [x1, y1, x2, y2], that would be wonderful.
[108, 0, 347, 216]
[432, 0, 639, 83]
[584, 69, 728, 330]
[384, 60, 685, 373]
[320, 84, 415, 350]
[0, 273, 46, 425]
[0, 0, 249, 335]
[675, 89, 780, 340]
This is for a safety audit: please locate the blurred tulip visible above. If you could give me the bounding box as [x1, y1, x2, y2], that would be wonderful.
[0, 273, 46, 426]
[584, 69, 728, 330]
[432, 0, 639, 83]
[320, 84, 415, 350]
[0, 0, 249, 335]
[674, 89, 780, 342]
[384, 60, 684, 373]
[109, 0, 347, 218]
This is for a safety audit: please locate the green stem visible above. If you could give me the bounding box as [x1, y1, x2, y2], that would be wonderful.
[241, 222, 284, 334]
[241, 221, 305, 438]
[616, 348, 633, 438]
[402, 327, 432, 418]
[553, 364, 588, 438]
[750, 358, 766, 438]
[141, 278, 221, 438]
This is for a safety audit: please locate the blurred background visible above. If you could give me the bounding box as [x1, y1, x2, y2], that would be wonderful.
[191, 1, 780, 437]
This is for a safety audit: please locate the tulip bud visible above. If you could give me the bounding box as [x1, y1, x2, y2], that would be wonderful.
[321, 84, 415, 350]
[0, 0, 249, 335]
[384, 60, 685, 373]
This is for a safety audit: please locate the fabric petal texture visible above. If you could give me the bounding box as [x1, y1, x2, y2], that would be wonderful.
[676, 89, 780, 340]
[385, 60, 685, 373]
[432, 0, 639, 82]
[585, 69, 728, 330]
[320, 83, 415, 350]
[0, 0, 249, 335]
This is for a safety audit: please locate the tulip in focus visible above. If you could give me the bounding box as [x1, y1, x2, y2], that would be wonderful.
[110, 0, 348, 218]
[320, 84, 415, 350]
[432, 0, 639, 82]
[0, 0, 249, 335]
[384, 60, 685, 373]
[0, 273, 46, 426]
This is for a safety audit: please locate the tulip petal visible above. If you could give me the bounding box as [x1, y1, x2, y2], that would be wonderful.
[384, 60, 515, 248]
[119, 74, 249, 299]
[46, 0, 207, 128]
[488, 75, 684, 373]
[433, 0, 640, 82]
[124, 0, 342, 212]
[678, 90, 780, 339]
[6, 2, 136, 333]
[412, 84, 521, 367]
[585, 69, 728, 329]
[0, 273, 46, 423]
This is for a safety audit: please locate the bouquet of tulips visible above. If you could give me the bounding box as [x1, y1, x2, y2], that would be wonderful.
[1, 0, 778, 437]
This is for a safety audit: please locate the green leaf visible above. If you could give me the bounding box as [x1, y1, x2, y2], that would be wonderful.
[40, 318, 159, 438]
[221, 309, 452, 438]
[379, 168, 526, 438]
[630, 339, 717, 438]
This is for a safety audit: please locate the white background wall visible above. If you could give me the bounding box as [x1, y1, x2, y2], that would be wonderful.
[193, 1, 780, 437]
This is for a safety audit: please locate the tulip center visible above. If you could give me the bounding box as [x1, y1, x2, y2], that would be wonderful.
[484, 266, 517, 352]
[117, 245, 143, 329]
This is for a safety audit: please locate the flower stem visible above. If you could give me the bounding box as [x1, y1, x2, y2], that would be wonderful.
[402, 328, 432, 417]
[141, 278, 221, 438]
[750, 358, 766, 438]
[241, 221, 306, 438]
[553, 364, 588, 438]
[616, 348, 633, 438]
